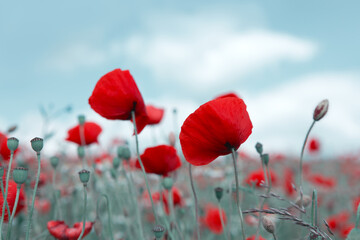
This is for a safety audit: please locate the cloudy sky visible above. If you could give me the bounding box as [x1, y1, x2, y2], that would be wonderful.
[1, 1, 359, 158]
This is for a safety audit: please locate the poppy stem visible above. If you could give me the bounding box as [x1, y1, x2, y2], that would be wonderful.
[79, 124, 86, 168]
[0, 179, 10, 222]
[311, 189, 318, 227]
[231, 148, 246, 240]
[298, 120, 316, 211]
[26, 152, 42, 240]
[0, 151, 14, 236]
[78, 185, 87, 240]
[158, 180, 176, 240]
[189, 164, 200, 240]
[6, 185, 21, 239]
[96, 194, 114, 240]
[217, 201, 230, 240]
[131, 110, 159, 224]
[356, 203, 360, 229]
[168, 187, 184, 240]
[123, 164, 145, 240]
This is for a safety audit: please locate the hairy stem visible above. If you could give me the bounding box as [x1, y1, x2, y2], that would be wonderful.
[0, 151, 14, 236]
[77, 185, 87, 240]
[26, 153, 41, 240]
[96, 194, 114, 240]
[231, 148, 246, 240]
[189, 164, 200, 240]
[6, 185, 21, 239]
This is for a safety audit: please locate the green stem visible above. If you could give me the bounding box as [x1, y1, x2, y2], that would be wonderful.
[96, 194, 114, 240]
[168, 188, 184, 240]
[79, 124, 86, 168]
[0, 151, 14, 236]
[311, 189, 318, 227]
[189, 164, 200, 240]
[0, 180, 10, 221]
[231, 148, 246, 240]
[356, 203, 360, 229]
[217, 201, 230, 240]
[299, 120, 316, 209]
[256, 163, 272, 240]
[131, 110, 159, 224]
[26, 152, 42, 240]
[77, 185, 87, 240]
[52, 168, 59, 220]
[6, 185, 21, 239]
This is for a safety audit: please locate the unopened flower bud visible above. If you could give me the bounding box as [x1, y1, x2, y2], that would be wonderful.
[77, 146, 85, 158]
[94, 217, 102, 236]
[50, 156, 59, 169]
[262, 215, 275, 234]
[13, 167, 28, 185]
[112, 157, 121, 170]
[255, 142, 263, 155]
[295, 195, 312, 208]
[153, 224, 165, 239]
[313, 99, 329, 121]
[169, 132, 176, 147]
[162, 177, 173, 190]
[214, 187, 223, 201]
[110, 168, 117, 179]
[78, 169, 90, 185]
[261, 154, 269, 166]
[7, 137, 19, 152]
[30, 137, 43, 153]
[78, 115, 86, 125]
[117, 145, 131, 160]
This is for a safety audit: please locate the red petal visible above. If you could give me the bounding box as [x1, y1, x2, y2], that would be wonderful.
[89, 69, 147, 121]
[66, 122, 102, 145]
[180, 97, 252, 166]
[47, 220, 68, 239]
[146, 105, 164, 125]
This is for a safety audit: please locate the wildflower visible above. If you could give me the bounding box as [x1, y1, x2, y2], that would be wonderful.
[47, 220, 93, 240]
[202, 204, 227, 234]
[66, 122, 102, 145]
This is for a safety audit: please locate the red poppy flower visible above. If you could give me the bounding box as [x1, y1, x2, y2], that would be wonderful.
[47, 220, 93, 240]
[245, 168, 277, 187]
[88, 68, 148, 134]
[0, 180, 26, 222]
[283, 167, 295, 196]
[326, 211, 350, 232]
[306, 174, 336, 189]
[0, 132, 19, 161]
[246, 236, 267, 240]
[146, 105, 164, 125]
[162, 187, 183, 214]
[135, 145, 181, 176]
[180, 97, 252, 166]
[66, 122, 102, 146]
[203, 204, 227, 234]
[308, 138, 320, 153]
[35, 198, 51, 214]
[340, 224, 354, 239]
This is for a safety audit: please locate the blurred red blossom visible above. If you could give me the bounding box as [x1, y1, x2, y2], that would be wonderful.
[66, 122, 102, 145]
[146, 105, 164, 125]
[308, 138, 320, 154]
[202, 204, 227, 234]
[0, 132, 19, 162]
[0, 179, 26, 222]
[245, 168, 277, 187]
[47, 220, 93, 240]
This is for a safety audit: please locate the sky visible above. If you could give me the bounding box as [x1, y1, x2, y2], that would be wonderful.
[1, 1, 360, 158]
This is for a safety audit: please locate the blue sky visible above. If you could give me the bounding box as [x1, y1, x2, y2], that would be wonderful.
[1, 1, 360, 157]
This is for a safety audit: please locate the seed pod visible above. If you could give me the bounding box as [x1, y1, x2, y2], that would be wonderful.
[31, 137, 44, 153]
[214, 187, 223, 201]
[262, 215, 275, 234]
[313, 99, 329, 121]
[117, 145, 131, 160]
[7, 137, 19, 152]
[13, 167, 28, 185]
[162, 177, 173, 190]
[295, 195, 312, 208]
[153, 225, 165, 239]
[255, 142, 263, 155]
[78, 169, 90, 185]
[50, 156, 59, 169]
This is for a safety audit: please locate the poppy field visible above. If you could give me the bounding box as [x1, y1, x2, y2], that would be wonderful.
[0, 68, 359, 240]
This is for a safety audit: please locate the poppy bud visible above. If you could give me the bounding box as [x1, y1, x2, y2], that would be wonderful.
[162, 177, 173, 190]
[110, 168, 117, 179]
[261, 154, 269, 166]
[169, 132, 176, 147]
[117, 145, 131, 160]
[295, 195, 312, 208]
[313, 99, 329, 121]
[78, 115, 86, 125]
[0, 167, 4, 178]
[30, 137, 44, 153]
[7, 137, 19, 152]
[112, 157, 121, 170]
[77, 146, 85, 158]
[78, 169, 90, 185]
[255, 142, 263, 155]
[214, 187, 223, 201]
[50, 156, 59, 169]
[94, 217, 102, 236]
[153, 224, 165, 239]
[262, 215, 275, 234]
[13, 167, 28, 185]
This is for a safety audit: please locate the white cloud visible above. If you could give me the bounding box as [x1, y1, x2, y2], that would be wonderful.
[121, 28, 316, 89]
